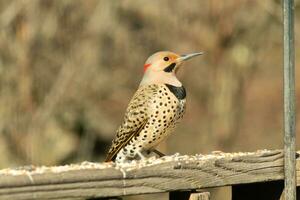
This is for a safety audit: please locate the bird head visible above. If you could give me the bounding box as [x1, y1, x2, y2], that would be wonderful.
[140, 51, 203, 86]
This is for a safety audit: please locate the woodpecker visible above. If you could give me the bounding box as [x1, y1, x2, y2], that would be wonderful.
[105, 51, 203, 163]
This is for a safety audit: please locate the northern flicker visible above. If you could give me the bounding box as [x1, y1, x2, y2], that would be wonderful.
[105, 51, 203, 163]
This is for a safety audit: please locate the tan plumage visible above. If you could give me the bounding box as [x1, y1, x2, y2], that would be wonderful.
[105, 51, 202, 163]
[105, 85, 158, 162]
[105, 83, 186, 162]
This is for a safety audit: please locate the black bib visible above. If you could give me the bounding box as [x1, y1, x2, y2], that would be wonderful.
[165, 84, 186, 100]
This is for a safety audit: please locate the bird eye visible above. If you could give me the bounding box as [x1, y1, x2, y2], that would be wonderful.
[163, 57, 169, 61]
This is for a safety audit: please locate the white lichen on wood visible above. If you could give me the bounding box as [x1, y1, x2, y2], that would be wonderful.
[0, 149, 275, 176]
[0, 149, 297, 200]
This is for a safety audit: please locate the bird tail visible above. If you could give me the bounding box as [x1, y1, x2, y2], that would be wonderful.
[104, 154, 115, 162]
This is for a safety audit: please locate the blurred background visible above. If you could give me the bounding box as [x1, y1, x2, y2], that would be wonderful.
[0, 0, 299, 199]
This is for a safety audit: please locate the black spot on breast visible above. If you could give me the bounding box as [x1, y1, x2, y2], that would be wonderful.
[165, 84, 186, 100]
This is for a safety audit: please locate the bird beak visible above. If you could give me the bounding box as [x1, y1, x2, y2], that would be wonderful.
[177, 52, 204, 62]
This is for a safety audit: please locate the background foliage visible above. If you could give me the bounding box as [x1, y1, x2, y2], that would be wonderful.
[0, 0, 299, 199]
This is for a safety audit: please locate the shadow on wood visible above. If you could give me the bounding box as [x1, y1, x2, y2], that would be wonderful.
[232, 181, 283, 200]
[169, 190, 210, 200]
[169, 190, 192, 200]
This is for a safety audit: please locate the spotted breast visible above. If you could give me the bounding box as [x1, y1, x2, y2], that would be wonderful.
[105, 83, 186, 163]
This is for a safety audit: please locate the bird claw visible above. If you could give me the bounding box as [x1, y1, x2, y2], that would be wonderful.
[137, 151, 146, 160]
[152, 149, 165, 157]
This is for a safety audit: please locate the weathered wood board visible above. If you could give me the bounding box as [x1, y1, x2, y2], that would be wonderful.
[0, 150, 298, 200]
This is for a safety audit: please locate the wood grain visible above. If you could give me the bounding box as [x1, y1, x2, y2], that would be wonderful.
[0, 150, 298, 200]
[189, 192, 210, 200]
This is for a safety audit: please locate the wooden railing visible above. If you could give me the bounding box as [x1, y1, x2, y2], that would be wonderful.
[0, 149, 299, 200]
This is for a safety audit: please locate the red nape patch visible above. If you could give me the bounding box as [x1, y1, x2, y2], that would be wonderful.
[143, 63, 151, 72]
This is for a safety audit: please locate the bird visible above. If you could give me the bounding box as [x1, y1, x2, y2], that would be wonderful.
[105, 51, 203, 163]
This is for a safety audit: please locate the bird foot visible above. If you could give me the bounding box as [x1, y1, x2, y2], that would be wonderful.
[152, 149, 166, 157]
[136, 151, 146, 160]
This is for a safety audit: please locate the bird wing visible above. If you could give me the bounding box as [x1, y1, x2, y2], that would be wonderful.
[105, 84, 159, 162]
